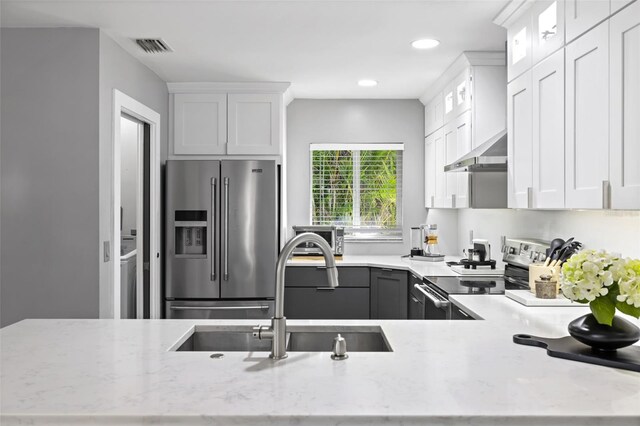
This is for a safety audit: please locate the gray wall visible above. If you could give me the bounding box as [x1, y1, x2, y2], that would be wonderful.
[286, 99, 425, 255]
[1, 28, 100, 327]
[98, 31, 168, 318]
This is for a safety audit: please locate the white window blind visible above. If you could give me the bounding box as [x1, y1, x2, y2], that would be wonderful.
[310, 143, 403, 240]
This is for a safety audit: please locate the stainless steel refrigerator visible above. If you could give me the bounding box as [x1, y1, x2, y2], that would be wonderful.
[165, 160, 278, 319]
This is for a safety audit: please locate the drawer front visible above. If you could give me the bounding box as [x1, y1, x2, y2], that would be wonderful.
[285, 267, 369, 288]
[284, 287, 370, 319]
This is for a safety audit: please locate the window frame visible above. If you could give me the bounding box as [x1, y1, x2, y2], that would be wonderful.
[309, 143, 404, 242]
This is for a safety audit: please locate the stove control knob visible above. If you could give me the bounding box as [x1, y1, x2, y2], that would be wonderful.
[509, 247, 517, 255]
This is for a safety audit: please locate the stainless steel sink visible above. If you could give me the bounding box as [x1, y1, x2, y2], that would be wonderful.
[287, 326, 391, 352]
[172, 325, 391, 352]
[174, 326, 273, 352]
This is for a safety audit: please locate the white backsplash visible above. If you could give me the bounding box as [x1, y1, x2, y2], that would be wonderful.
[453, 209, 640, 262]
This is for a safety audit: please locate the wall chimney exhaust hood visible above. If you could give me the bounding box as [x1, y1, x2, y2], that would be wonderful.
[445, 129, 507, 172]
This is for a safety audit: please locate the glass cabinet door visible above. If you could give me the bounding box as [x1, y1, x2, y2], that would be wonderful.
[532, 1, 565, 64]
[507, 12, 532, 82]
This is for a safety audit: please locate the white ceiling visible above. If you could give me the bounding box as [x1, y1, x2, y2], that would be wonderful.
[0, 0, 508, 99]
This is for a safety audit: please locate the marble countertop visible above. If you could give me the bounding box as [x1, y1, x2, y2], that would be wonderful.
[288, 254, 462, 278]
[2, 296, 639, 425]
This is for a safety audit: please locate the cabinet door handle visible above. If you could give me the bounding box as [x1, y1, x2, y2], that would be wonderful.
[380, 268, 394, 272]
[316, 287, 335, 291]
[451, 194, 456, 208]
[431, 195, 435, 207]
[457, 309, 470, 318]
[315, 266, 327, 270]
[410, 296, 420, 303]
[602, 180, 611, 209]
[527, 187, 533, 209]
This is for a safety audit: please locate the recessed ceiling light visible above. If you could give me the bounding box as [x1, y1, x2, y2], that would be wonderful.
[411, 38, 440, 50]
[358, 79, 378, 87]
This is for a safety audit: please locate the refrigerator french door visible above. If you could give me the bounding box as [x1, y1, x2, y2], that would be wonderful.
[165, 160, 277, 319]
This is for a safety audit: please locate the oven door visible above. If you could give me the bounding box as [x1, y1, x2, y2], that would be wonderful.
[414, 284, 449, 320]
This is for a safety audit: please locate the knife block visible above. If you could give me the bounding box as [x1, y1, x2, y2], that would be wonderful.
[529, 264, 561, 294]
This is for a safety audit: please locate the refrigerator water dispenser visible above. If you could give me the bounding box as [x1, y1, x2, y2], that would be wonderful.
[174, 211, 207, 256]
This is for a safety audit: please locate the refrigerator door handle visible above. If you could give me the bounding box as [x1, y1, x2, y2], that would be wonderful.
[223, 176, 230, 281]
[210, 177, 217, 281]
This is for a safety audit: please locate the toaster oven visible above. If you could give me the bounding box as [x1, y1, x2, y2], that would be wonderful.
[291, 225, 344, 256]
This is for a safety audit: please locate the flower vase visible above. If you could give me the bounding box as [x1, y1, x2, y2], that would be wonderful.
[568, 313, 640, 351]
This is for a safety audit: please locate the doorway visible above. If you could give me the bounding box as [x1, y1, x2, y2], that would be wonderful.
[112, 90, 161, 319]
[119, 115, 150, 318]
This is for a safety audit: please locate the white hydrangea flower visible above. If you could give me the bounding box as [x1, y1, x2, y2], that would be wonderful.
[561, 249, 616, 302]
[616, 259, 640, 308]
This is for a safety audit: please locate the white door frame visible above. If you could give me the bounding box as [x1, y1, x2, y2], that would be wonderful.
[113, 89, 161, 319]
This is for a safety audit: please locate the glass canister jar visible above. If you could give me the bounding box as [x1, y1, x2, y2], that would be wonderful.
[423, 224, 440, 255]
[410, 227, 424, 256]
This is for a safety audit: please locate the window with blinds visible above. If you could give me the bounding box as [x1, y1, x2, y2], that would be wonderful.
[310, 143, 403, 240]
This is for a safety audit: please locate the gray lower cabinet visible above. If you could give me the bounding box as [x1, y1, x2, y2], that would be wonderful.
[370, 268, 408, 319]
[284, 287, 370, 319]
[284, 267, 370, 319]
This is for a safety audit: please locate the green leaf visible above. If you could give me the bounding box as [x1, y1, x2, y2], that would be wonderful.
[590, 297, 616, 326]
[616, 301, 640, 319]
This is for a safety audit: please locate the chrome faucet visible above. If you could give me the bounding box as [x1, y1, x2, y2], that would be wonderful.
[253, 232, 339, 359]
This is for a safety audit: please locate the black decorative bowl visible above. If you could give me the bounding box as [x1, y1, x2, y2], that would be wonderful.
[568, 313, 640, 351]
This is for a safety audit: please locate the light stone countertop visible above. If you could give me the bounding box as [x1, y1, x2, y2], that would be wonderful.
[288, 254, 462, 278]
[2, 295, 639, 425]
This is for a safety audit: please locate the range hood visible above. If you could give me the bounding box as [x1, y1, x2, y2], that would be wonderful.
[445, 129, 507, 172]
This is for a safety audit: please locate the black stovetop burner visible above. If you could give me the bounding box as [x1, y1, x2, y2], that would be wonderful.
[425, 272, 529, 296]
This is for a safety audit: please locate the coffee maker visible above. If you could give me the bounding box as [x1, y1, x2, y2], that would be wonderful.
[404, 225, 445, 262]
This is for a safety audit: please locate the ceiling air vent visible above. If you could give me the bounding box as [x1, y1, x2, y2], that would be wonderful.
[135, 38, 173, 54]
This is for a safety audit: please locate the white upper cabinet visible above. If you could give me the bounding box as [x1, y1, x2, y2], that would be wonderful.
[507, 12, 533, 82]
[425, 134, 437, 208]
[500, 0, 639, 210]
[168, 82, 289, 158]
[454, 111, 472, 209]
[470, 65, 508, 149]
[424, 92, 444, 137]
[443, 120, 458, 208]
[565, 21, 609, 208]
[532, 49, 565, 208]
[421, 52, 506, 209]
[609, 0, 640, 209]
[173, 93, 227, 155]
[507, 70, 533, 209]
[565, 0, 610, 43]
[433, 129, 447, 207]
[227, 93, 281, 155]
[532, 0, 566, 63]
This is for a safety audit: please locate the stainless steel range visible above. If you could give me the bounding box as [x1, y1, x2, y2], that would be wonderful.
[410, 237, 550, 320]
